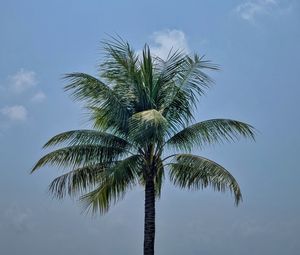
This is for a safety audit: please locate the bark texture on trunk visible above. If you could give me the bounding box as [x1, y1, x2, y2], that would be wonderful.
[143, 177, 155, 255]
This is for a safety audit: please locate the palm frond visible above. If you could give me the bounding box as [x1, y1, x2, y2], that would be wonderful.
[31, 145, 127, 173]
[152, 49, 186, 106]
[80, 155, 143, 214]
[158, 55, 218, 132]
[161, 54, 218, 110]
[168, 154, 242, 205]
[64, 72, 122, 106]
[166, 119, 255, 151]
[175, 54, 216, 99]
[101, 35, 139, 85]
[162, 88, 194, 133]
[49, 163, 108, 199]
[100, 37, 151, 111]
[64, 72, 131, 133]
[140, 44, 154, 108]
[87, 106, 124, 134]
[43, 130, 131, 149]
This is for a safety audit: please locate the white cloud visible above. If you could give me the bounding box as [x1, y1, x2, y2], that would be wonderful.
[235, 0, 281, 22]
[142, 29, 189, 60]
[9, 68, 37, 93]
[31, 91, 46, 103]
[1, 105, 28, 121]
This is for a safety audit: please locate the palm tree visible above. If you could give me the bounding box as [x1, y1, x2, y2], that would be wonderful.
[31, 37, 255, 255]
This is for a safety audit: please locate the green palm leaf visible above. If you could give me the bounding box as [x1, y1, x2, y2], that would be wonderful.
[81, 155, 143, 214]
[153, 49, 187, 106]
[31, 145, 127, 172]
[161, 88, 194, 132]
[64, 72, 124, 106]
[140, 45, 154, 108]
[159, 55, 218, 131]
[101, 37, 151, 112]
[166, 119, 255, 151]
[161, 54, 217, 109]
[64, 72, 131, 133]
[168, 154, 242, 205]
[101, 36, 139, 85]
[49, 163, 108, 199]
[43, 129, 131, 149]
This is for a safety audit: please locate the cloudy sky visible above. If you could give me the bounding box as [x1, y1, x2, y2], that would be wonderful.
[0, 0, 299, 254]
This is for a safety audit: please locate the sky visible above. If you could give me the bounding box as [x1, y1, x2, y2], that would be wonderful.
[0, 0, 299, 254]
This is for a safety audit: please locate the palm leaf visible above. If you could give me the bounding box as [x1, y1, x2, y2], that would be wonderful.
[168, 154, 242, 205]
[49, 163, 108, 199]
[152, 49, 187, 106]
[140, 44, 154, 108]
[161, 54, 218, 113]
[31, 145, 127, 172]
[161, 88, 194, 133]
[101, 35, 139, 85]
[166, 119, 255, 151]
[101, 37, 150, 111]
[80, 155, 143, 214]
[64, 72, 131, 133]
[43, 130, 131, 149]
[157, 55, 218, 132]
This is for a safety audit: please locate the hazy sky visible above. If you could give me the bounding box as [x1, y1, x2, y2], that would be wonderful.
[1, 0, 299, 254]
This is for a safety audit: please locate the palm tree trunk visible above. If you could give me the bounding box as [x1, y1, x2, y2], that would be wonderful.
[143, 177, 155, 255]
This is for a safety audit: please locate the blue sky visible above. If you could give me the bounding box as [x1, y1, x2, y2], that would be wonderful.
[0, 0, 299, 254]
